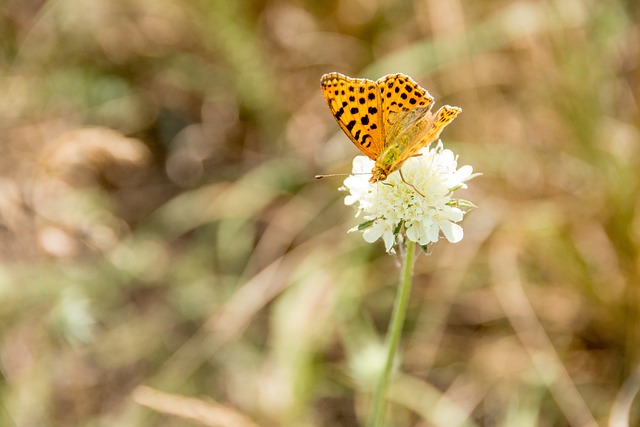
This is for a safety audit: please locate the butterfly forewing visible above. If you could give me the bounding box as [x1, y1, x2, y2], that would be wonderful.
[320, 73, 384, 161]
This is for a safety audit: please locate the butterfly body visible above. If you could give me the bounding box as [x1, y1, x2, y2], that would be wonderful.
[320, 72, 461, 184]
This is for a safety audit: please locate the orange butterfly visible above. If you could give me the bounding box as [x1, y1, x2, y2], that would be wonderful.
[320, 72, 461, 187]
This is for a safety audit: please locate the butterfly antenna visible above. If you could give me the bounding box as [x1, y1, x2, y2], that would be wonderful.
[315, 173, 348, 179]
[399, 169, 425, 197]
[315, 172, 371, 179]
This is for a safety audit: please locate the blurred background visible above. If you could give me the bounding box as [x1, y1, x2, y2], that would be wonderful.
[1, 0, 639, 426]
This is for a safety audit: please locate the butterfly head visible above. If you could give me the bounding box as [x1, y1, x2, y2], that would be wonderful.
[370, 164, 389, 183]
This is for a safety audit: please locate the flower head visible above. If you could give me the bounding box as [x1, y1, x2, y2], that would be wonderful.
[341, 141, 476, 252]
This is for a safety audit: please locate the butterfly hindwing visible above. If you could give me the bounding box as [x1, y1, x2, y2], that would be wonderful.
[398, 105, 462, 165]
[321, 73, 384, 161]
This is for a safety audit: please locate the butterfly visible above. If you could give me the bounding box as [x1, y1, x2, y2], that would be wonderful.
[320, 72, 461, 190]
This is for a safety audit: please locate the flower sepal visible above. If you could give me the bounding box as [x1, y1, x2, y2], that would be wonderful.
[447, 198, 477, 210]
[350, 219, 377, 233]
[419, 243, 433, 254]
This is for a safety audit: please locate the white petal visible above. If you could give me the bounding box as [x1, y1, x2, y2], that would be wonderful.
[363, 223, 385, 243]
[382, 230, 396, 252]
[456, 165, 474, 180]
[352, 156, 374, 173]
[446, 165, 473, 188]
[408, 220, 430, 245]
[344, 175, 368, 190]
[441, 221, 464, 243]
[420, 232, 433, 245]
[405, 223, 419, 242]
[427, 222, 440, 242]
[344, 195, 358, 206]
[441, 206, 464, 222]
[439, 149, 455, 165]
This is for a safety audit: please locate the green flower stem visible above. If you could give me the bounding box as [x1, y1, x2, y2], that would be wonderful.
[368, 240, 416, 427]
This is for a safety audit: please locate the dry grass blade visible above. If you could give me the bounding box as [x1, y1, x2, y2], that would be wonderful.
[609, 366, 640, 427]
[389, 373, 483, 427]
[132, 385, 262, 427]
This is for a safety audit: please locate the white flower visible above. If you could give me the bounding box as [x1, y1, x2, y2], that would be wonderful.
[341, 141, 476, 252]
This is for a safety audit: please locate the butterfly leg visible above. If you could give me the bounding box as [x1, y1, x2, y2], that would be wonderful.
[399, 169, 425, 197]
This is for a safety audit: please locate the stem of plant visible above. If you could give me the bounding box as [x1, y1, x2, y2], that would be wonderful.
[367, 240, 416, 427]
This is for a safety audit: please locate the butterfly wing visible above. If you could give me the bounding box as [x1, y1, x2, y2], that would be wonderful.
[321, 73, 384, 161]
[397, 105, 462, 162]
[376, 74, 461, 173]
[376, 73, 434, 146]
